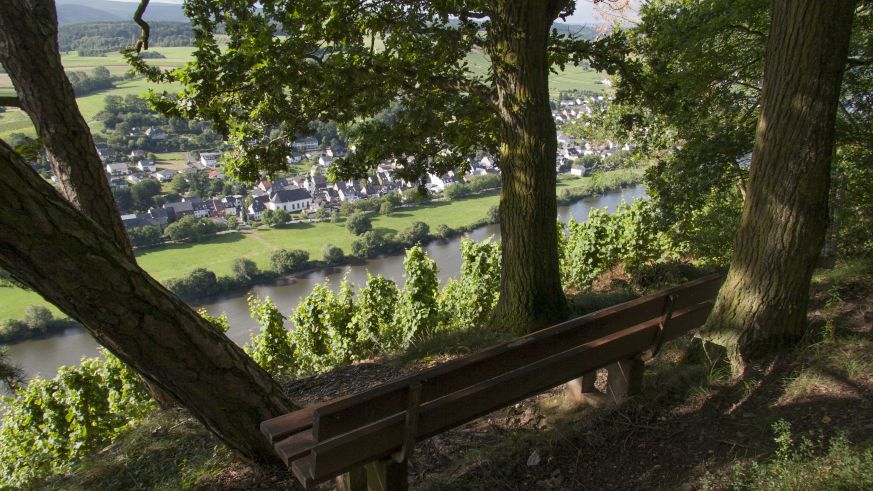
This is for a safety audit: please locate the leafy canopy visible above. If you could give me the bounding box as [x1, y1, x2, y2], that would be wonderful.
[128, 1, 624, 183]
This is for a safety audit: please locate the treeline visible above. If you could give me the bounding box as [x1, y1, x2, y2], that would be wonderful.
[0, 306, 80, 345]
[67, 66, 118, 96]
[58, 22, 194, 56]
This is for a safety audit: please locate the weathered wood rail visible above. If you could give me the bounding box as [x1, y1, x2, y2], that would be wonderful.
[261, 274, 723, 490]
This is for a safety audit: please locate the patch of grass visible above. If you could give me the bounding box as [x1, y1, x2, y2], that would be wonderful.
[45, 409, 232, 491]
[0, 286, 62, 322]
[812, 257, 873, 288]
[701, 421, 873, 491]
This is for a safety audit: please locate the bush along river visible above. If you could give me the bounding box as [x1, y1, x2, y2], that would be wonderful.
[7, 185, 646, 379]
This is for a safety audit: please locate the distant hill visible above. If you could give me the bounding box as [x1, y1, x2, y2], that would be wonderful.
[55, 0, 188, 25]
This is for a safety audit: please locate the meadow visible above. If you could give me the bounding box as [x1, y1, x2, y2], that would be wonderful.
[0, 175, 605, 321]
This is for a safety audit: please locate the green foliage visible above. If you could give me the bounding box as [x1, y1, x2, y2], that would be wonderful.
[438, 238, 501, 330]
[443, 174, 502, 201]
[704, 420, 873, 490]
[269, 248, 309, 275]
[164, 216, 227, 243]
[130, 179, 161, 210]
[164, 268, 219, 299]
[289, 281, 357, 374]
[396, 221, 430, 247]
[561, 199, 674, 290]
[127, 225, 163, 248]
[349, 275, 400, 356]
[351, 231, 387, 258]
[243, 296, 295, 377]
[226, 215, 239, 230]
[322, 244, 344, 264]
[66, 66, 116, 96]
[231, 258, 259, 282]
[379, 200, 395, 216]
[346, 211, 373, 236]
[390, 246, 440, 350]
[0, 350, 153, 487]
[58, 22, 195, 55]
[197, 309, 230, 333]
[23, 305, 52, 332]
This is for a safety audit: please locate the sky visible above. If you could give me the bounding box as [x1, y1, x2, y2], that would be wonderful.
[112, 0, 604, 24]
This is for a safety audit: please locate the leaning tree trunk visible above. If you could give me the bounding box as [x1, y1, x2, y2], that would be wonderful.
[0, 0, 178, 407]
[0, 141, 295, 463]
[487, 0, 570, 334]
[703, 0, 856, 372]
[0, 0, 132, 257]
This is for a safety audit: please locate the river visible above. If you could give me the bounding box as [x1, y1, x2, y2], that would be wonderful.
[6, 185, 646, 379]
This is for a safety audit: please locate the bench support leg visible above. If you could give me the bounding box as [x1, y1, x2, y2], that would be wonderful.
[336, 466, 368, 491]
[606, 357, 644, 402]
[364, 458, 408, 491]
[566, 371, 609, 407]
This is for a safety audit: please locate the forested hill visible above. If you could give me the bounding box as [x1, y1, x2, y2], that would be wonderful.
[56, 0, 188, 25]
[59, 21, 598, 57]
[58, 22, 195, 56]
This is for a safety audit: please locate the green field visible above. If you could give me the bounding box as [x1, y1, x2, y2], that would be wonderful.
[0, 175, 601, 322]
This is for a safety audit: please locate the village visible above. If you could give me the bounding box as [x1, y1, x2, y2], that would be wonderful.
[78, 94, 628, 235]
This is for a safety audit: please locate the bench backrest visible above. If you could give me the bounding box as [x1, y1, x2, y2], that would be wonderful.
[268, 274, 723, 486]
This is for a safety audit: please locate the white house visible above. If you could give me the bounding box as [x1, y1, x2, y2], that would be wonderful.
[200, 152, 222, 169]
[106, 162, 130, 176]
[318, 155, 334, 167]
[292, 137, 319, 152]
[145, 126, 168, 140]
[267, 188, 313, 212]
[427, 171, 458, 192]
[153, 169, 178, 182]
[137, 159, 156, 172]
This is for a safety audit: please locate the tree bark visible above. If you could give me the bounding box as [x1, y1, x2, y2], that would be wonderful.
[0, 0, 182, 407]
[703, 0, 856, 372]
[0, 0, 132, 257]
[487, 0, 570, 334]
[0, 140, 295, 462]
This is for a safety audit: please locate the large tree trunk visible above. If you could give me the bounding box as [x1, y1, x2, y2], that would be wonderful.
[487, 0, 570, 334]
[0, 141, 295, 463]
[0, 0, 132, 257]
[0, 0, 178, 407]
[703, 0, 856, 371]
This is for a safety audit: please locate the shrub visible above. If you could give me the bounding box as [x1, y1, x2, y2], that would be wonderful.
[438, 238, 501, 331]
[164, 268, 220, 300]
[244, 296, 295, 377]
[322, 244, 344, 264]
[290, 281, 357, 374]
[23, 305, 53, 332]
[231, 257, 259, 282]
[389, 246, 439, 350]
[351, 231, 386, 257]
[379, 200, 394, 215]
[0, 350, 153, 487]
[127, 225, 162, 247]
[346, 211, 372, 235]
[226, 215, 239, 230]
[349, 275, 400, 356]
[164, 216, 226, 242]
[269, 249, 310, 275]
[396, 221, 430, 247]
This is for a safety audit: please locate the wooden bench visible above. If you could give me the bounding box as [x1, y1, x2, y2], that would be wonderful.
[261, 274, 723, 490]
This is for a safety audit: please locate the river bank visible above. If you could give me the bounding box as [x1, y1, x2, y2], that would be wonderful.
[5, 184, 646, 379]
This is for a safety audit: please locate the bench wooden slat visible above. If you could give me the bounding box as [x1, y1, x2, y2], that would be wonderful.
[306, 302, 713, 481]
[313, 274, 722, 441]
[275, 429, 316, 467]
[261, 403, 326, 444]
